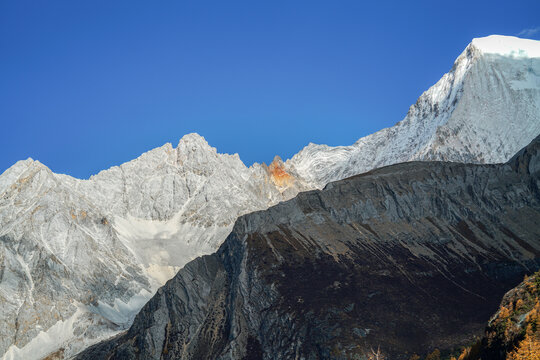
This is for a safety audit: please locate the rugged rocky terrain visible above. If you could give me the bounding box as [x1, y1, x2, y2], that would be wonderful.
[0, 135, 311, 359]
[1, 35, 539, 359]
[77, 136, 540, 359]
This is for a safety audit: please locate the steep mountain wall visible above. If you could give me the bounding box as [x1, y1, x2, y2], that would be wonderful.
[77, 137, 540, 360]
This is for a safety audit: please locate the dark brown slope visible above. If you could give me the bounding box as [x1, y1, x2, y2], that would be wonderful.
[77, 136, 540, 360]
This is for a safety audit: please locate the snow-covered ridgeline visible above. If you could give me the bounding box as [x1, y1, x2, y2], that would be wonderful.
[286, 35, 540, 187]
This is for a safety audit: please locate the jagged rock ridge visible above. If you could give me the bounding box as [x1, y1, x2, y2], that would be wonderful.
[0, 135, 310, 360]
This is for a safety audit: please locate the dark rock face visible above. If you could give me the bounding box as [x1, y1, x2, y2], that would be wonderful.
[77, 137, 540, 360]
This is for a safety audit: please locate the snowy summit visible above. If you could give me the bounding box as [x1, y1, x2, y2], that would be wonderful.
[471, 34, 540, 58]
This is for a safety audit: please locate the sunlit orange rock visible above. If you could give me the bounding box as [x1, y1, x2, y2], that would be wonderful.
[267, 155, 295, 188]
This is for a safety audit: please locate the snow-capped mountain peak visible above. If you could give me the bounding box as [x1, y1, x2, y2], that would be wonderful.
[285, 35, 540, 188]
[1, 35, 540, 360]
[471, 34, 540, 58]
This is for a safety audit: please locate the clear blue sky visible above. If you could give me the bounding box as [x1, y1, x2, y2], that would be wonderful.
[1, 0, 540, 178]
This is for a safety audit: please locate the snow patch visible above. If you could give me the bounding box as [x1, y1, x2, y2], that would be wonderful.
[89, 288, 153, 327]
[472, 35, 540, 58]
[2, 307, 83, 360]
[114, 214, 226, 287]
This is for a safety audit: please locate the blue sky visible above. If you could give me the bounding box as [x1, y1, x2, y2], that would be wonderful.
[1, 1, 540, 178]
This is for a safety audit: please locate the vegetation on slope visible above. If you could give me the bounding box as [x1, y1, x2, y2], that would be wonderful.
[455, 271, 540, 360]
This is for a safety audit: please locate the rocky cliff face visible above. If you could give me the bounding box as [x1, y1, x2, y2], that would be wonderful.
[1, 35, 539, 359]
[77, 137, 540, 360]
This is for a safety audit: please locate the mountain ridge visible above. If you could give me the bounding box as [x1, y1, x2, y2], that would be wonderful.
[1, 34, 540, 359]
[286, 35, 540, 187]
[76, 131, 540, 360]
